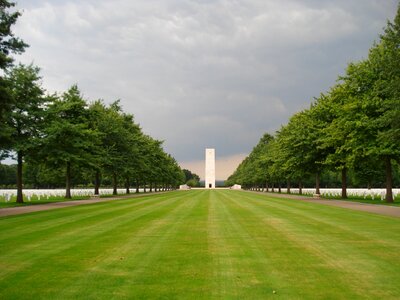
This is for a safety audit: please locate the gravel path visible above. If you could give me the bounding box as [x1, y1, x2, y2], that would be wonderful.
[0, 192, 164, 217]
[253, 191, 400, 218]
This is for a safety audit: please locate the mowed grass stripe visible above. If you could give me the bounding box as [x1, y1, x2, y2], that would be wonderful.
[208, 189, 280, 298]
[226, 190, 400, 298]
[55, 190, 210, 299]
[1, 189, 400, 299]
[221, 191, 366, 298]
[0, 192, 186, 257]
[0, 192, 179, 236]
[238, 191, 400, 249]
[0, 192, 189, 290]
[238, 191, 400, 248]
[217, 191, 362, 299]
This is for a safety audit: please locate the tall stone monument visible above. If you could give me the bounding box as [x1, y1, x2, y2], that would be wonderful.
[205, 148, 215, 189]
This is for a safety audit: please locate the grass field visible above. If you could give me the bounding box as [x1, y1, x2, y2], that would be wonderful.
[0, 195, 91, 208]
[1, 190, 400, 299]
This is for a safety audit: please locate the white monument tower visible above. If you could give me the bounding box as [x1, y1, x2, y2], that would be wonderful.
[205, 148, 215, 189]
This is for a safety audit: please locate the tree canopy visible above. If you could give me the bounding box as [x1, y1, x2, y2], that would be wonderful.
[227, 5, 400, 202]
[0, 1, 28, 126]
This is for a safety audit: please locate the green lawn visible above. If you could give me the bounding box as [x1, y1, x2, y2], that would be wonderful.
[1, 190, 400, 299]
[0, 195, 91, 208]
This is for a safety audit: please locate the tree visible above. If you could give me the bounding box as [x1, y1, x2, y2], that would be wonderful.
[2, 64, 47, 202]
[88, 100, 142, 195]
[182, 169, 200, 186]
[370, 5, 400, 201]
[106, 103, 139, 195]
[0, 1, 28, 123]
[0, 1, 27, 69]
[313, 87, 351, 198]
[278, 109, 327, 195]
[226, 133, 274, 190]
[186, 178, 198, 187]
[337, 3, 400, 202]
[40, 85, 98, 198]
[228, 5, 400, 201]
[275, 125, 306, 193]
[251, 133, 274, 190]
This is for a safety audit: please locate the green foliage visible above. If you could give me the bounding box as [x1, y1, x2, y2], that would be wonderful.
[0, 1, 28, 126]
[183, 169, 200, 186]
[40, 86, 97, 167]
[0, 83, 184, 197]
[38, 86, 99, 198]
[86, 100, 184, 194]
[0, 63, 48, 202]
[226, 133, 274, 188]
[0, 163, 16, 186]
[228, 5, 400, 201]
[0, 1, 27, 69]
[186, 178, 199, 187]
[183, 169, 200, 182]
[2, 64, 47, 154]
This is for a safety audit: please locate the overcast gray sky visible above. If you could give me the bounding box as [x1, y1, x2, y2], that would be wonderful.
[12, 0, 398, 179]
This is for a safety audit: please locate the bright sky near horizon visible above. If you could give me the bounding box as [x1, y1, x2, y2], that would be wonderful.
[9, 0, 398, 179]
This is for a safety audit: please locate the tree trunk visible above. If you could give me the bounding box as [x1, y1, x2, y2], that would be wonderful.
[287, 181, 291, 194]
[315, 172, 320, 195]
[66, 161, 72, 199]
[126, 176, 130, 194]
[144, 183, 146, 193]
[16, 151, 24, 203]
[271, 184, 275, 193]
[150, 182, 153, 192]
[113, 172, 118, 195]
[154, 184, 157, 192]
[136, 180, 140, 193]
[94, 170, 100, 195]
[341, 167, 347, 199]
[299, 180, 303, 195]
[385, 156, 393, 203]
[266, 182, 269, 192]
[278, 183, 281, 193]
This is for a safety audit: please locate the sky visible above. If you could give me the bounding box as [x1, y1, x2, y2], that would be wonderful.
[10, 0, 398, 179]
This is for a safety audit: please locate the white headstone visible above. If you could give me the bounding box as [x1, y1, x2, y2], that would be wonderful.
[205, 148, 215, 189]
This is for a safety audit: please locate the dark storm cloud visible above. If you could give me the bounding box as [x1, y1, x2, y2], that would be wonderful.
[13, 0, 398, 166]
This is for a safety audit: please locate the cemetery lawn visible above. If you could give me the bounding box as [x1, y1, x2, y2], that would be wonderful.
[1, 190, 400, 299]
[0, 195, 91, 208]
[330, 197, 400, 206]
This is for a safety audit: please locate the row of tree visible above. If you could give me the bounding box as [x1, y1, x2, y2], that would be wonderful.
[227, 5, 400, 202]
[0, 2, 185, 202]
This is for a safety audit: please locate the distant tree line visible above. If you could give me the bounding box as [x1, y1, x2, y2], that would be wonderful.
[182, 169, 200, 187]
[227, 5, 400, 202]
[0, 1, 185, 202]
